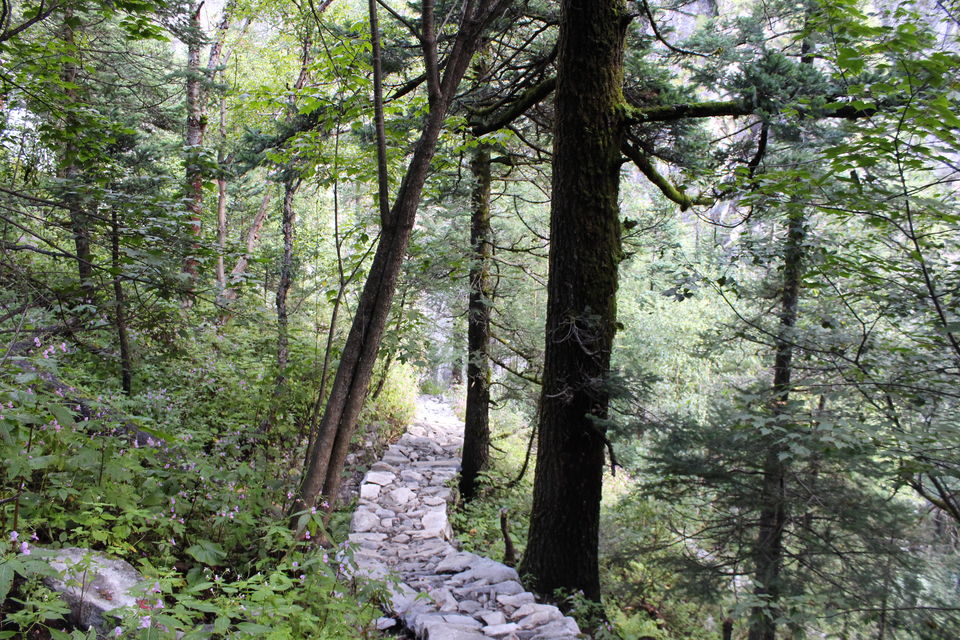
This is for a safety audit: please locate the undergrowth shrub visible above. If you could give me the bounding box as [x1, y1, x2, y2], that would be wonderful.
[450, 404, 534, 565]
[0, 330, 390, 639]
[359, 361, 417, 441]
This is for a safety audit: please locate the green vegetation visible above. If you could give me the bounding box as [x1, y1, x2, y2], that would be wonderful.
[2, 0, 959, 637]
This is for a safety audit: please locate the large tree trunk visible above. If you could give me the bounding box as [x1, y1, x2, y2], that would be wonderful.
[293, 0, 506, 516]
[460, 143, 493, 502]
[521, 0, 627, 600]
[519, 0, 627, 602]
[748, 207, 805, 640]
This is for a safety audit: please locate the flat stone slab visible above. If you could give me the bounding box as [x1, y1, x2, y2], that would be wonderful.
[349, 396, 582, 640]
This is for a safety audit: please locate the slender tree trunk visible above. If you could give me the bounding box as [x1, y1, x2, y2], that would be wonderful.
[293, 0, 505, 517]
[259, 179, 300, 434]
[215, 77, 228, 289]
[259, 36, 313, 434]
[519, 0, 627, 602]
[182, 2, 204, 284]
[59, 12, 93, 301]
[183, 2, 235, 285]
[110, 210, 133, 394]
[276, 179, 299, 377]
[460, 143, 493, 502]
[748, 207, 805, 640]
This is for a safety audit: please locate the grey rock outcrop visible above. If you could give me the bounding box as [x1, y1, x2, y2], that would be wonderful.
[37, 547, 151, 634]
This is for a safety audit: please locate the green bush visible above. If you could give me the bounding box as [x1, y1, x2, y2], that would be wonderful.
[0, 331, 389, 639]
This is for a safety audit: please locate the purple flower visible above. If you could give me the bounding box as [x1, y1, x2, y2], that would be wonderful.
[9, 531, 18, 542]
[113, 626, 123, 637]
[138, 615, 151, 629]
[19, 541, 30, 555]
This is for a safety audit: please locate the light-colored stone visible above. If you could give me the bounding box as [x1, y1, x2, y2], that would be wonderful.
[496, 593, 536, 608]
[483, 623, 520, 637]
[376, 617, 397, 630]
[436, 551, 479, 574]
[364, 470, 396, 485]
[351, 510, 380, 532]
[390, 487, 416, 505]
[487, 580, 523, 596]
[360, 483, 381, 500]
[516, 608, 560, 628]
[451, 561, 518, 586]
[422, 623, 489, 640]
[38, 547, 147, 634]
[401, 469, 425, 483]
[458, 600, 483, 614]
[480, 611, 506, 626]
[422, 510, 450, 537]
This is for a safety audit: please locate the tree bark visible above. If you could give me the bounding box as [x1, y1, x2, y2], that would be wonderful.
[59, 12, 93, 302]
[276, 180, 299, 378]
[460, 143, 493, 502]
[519, 0, 627, 602]
[215, 73, 229, 289]
[182, 1, 204, 284]
[748, 207, 805, 640]
[293, 0, 507, 516]
[110, 210, 133, 394]
[183, 2, 235, 284]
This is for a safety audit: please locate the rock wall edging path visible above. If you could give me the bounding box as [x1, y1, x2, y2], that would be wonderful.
[349, 396, 582, 640]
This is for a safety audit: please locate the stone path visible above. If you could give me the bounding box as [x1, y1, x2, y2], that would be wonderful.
[349, 396, 582, 640]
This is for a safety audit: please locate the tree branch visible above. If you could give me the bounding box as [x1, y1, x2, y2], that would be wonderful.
[470, 76, 557, 135]
[621, 140, 711, 210]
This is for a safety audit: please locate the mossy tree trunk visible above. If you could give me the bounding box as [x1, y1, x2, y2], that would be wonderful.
[748, 206, 805, 640]
[460, 143, 493, 502]
[519, 0, 627, 602]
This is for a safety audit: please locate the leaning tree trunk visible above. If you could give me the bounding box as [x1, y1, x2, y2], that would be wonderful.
[293, 0, 506, 516]
[748, 206, 805, 640]
[519, 0, 627, 602]
[460, 143, 493, 502]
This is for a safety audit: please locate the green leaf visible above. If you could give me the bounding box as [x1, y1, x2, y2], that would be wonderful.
[49, 404, 76, 429]
[0, 563, 13, 601]
[213, 616, 230, 634]
[185, 540, 226, 566]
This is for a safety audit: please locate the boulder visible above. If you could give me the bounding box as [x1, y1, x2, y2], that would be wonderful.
[38, 547, 149, 634]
